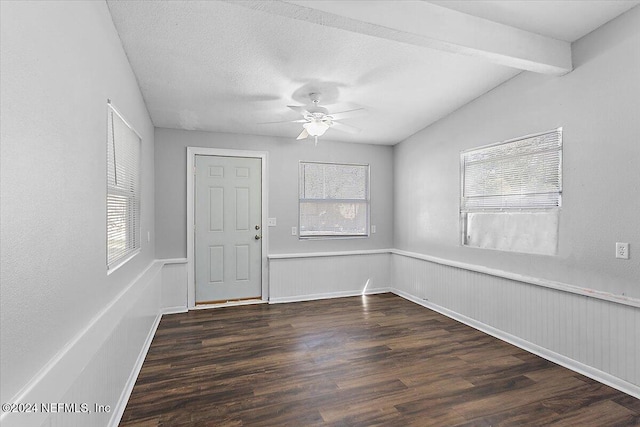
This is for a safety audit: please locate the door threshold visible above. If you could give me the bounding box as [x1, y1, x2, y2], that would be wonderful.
[192, 298, 267, 310]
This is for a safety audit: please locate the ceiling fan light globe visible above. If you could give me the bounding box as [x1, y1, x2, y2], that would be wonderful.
[303, 121, 329, 137]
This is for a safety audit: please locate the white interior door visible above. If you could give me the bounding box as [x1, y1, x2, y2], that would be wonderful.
[195, 155, 262, 303]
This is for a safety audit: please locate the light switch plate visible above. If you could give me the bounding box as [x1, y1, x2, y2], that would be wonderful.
[292, 226, 297, 236]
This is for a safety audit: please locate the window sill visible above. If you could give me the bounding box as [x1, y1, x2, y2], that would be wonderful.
[107, 249, 141, 276]
[299, 235, 369, 240]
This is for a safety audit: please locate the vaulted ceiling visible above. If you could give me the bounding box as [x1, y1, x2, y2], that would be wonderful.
[107, 0, 639, 145]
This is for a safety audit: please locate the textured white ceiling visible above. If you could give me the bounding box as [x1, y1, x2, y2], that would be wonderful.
[106, 0, 639, 145]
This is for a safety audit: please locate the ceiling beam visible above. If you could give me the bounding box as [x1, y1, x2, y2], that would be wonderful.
[228, 0, 572, 76]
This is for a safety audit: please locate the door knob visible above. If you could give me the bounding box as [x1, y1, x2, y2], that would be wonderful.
[255, 225, 261, 230]
[255, 234, 262, 240]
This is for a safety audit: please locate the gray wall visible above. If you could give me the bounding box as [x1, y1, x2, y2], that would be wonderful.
[0, 1, 155, 402]
[155, 129, 394, 258]
[393, 6, 640, 298]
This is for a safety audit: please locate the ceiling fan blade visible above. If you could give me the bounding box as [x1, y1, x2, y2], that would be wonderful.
[296, 128, 309, 140]
[287, 105, 311, 116]
[258, 119, 307, 124]
[328, 108, 365, 120]
[331, 121, 361, 134]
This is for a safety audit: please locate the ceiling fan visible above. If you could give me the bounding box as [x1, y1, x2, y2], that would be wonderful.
[264, 93, 362, 145]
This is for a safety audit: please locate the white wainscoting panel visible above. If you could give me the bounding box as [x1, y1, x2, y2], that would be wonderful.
[10, 251, 635, 427]
[160, 259, 188, 314]
[50, 263, 162, 427]
[1, 261, 164, 427]
[391, 252, 640, 398]
[268, 252, 392, 303]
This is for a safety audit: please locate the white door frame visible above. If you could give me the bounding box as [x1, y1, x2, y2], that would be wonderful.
[186, 147, 269, 309]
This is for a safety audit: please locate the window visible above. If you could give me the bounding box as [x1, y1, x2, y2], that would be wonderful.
[460, 128, 562, 255]
[107, 101, 141, 271]
[299, 162, 369, 238]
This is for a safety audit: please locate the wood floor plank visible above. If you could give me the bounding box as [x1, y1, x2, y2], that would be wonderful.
[120, 294, 638, 426]
[546, 400, 640, 426]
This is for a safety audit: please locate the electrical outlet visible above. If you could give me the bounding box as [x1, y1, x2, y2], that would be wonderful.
[268, 218, 277, 227]
[371, 225, 377, 234]
[616, 242, 629, 259]
[292, 226, 297, 236]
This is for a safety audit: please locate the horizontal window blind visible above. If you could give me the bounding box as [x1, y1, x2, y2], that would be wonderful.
[107, 103, 141, 270]
[299, 162, 369, 237]
[461, 128, 562, 212]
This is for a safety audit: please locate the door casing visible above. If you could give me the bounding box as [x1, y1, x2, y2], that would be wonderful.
[186, 147, 269, 309]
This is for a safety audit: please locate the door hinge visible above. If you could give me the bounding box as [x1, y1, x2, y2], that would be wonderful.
[193, 166, 197, 175]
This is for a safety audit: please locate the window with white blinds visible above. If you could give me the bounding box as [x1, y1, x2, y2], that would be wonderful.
[460, 128, 562, 256]
[299, 162, 369, 238]
[107, 102, 141, 271]
[461, 128, 562, 212]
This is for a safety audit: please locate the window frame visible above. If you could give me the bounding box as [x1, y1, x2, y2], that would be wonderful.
[459, 128, 562, 253]
[106, 100, 142, 273]
[298, 161, 370, 239]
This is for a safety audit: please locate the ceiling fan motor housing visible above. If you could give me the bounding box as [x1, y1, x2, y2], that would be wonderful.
[307, 93, 329, 115]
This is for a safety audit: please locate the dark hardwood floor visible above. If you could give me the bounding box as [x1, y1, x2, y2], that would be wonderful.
[120, 293, 640, 426]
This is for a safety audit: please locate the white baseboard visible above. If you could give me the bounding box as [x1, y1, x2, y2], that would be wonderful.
[269, 287, 391, 304]
[109, 313, 162, 427]
[391, 288, 640, 399]
[161, 306, 189, 315]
